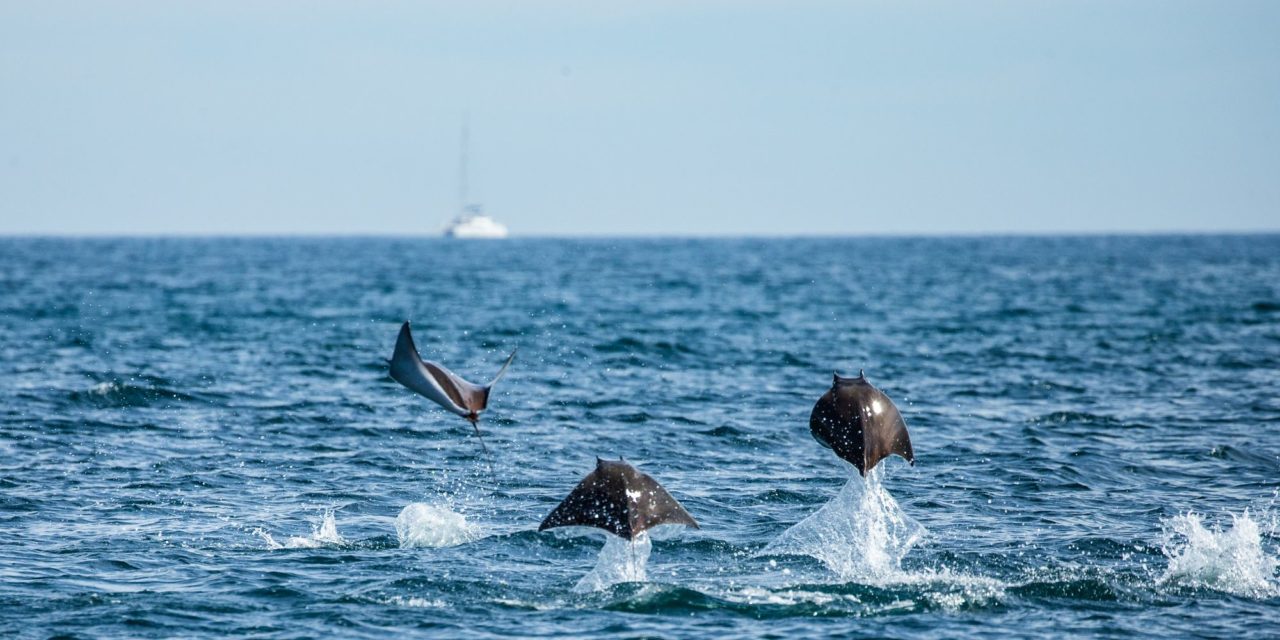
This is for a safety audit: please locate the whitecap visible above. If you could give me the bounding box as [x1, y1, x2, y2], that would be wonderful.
[382, 596, 446, 608]
[722, 567, 1005, 612]
[730, 586, 849, 607]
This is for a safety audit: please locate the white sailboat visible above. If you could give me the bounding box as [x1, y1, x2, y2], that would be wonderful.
[443, 120, 508, 239]
[444, 206, 508, 239]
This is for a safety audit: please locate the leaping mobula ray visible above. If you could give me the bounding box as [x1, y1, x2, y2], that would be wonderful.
[810, 370, 914, 476]
[539, 458, 699, 540]
[388, 321, 516, 451]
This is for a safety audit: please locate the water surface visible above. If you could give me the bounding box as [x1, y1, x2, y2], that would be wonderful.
[1, 236, 1278, 638]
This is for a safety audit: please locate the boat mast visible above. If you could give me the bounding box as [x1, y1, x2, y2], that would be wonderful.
[458, 114, 469, 216]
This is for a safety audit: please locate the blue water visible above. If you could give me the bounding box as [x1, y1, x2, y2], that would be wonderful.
[2, 236, 1278, 638]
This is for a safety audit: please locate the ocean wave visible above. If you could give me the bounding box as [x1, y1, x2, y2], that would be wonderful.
[701, 425, 749, 439]
[1208, 445, 1280, 469]
[597, 583, 727, 614]
[592, 336, 700, 357]
[69, 378, 197, 408]
[594, 571, 1007, 618]
[1008, 571, 1122, 602]
[1028, 411, 1123, 426]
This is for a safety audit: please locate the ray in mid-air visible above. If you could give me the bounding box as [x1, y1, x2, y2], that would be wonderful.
[539, 458, 699, 540]
[387, 321, 515, 452]
[809, 370, 914, 476]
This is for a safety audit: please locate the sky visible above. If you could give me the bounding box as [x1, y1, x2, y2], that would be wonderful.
[1, 1, 1277, 236]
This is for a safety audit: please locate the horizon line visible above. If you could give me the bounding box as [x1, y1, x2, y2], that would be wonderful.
[2, 229, 1278, 240]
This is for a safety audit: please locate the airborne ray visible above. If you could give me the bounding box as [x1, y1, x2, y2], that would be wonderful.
[809, 370, 915, 476]
[539, 458, 699, 541]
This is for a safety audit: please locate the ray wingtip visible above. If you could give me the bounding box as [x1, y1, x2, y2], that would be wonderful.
[396, 321, 414, 343]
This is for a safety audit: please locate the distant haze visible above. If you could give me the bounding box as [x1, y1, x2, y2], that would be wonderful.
[1, 1, 1277, 236]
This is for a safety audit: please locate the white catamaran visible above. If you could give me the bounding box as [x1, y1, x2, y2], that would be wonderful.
[443, 121, 508, 239]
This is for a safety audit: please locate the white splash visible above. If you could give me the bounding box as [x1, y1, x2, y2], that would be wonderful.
[90, 381, 119, 395]
[573, 532, 652, 592]
[395, 502, 482, 548]
[759, 469, 926, 581]
[382, 596, 446, 608]
[1160, 509, 1278, 597]
[258, 509, 345, 550]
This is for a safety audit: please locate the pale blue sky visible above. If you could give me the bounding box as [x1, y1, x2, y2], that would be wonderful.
[1, 1, 1277, 236]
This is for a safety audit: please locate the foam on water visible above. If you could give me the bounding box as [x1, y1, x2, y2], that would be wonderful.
[717, 564, 1006, 614]
[90, 381, 119, 395]
[759, 468, 926, 581]
[382, 596, 447, 608]
[574, 532, 652, 592]
[257, 509, 345, 550]
[395, 502, 483, 548]
[1159, 509, 1278, 597]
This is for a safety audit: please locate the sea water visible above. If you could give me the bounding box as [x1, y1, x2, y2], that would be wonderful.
[1, 235, 1278, 638]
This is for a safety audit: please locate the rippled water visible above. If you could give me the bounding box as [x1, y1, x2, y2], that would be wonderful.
[1, 236, 1278, 638]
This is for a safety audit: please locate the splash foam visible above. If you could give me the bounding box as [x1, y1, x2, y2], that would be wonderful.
[258, 509, 344, 549]
[1160, 509, 1278, 598]
[573, 532, 652, 592]
[759, 469, 926, 581]
[395, 502, 482, 548]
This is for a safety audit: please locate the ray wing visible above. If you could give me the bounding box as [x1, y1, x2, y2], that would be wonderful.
[625, 467, 700, 537]
[540, 459, 699, 540]
[489, 349, 516, 387]
[811, 373, 915, 476]
[863, 407, 914, 474]
[388, 322, 470, 417]
[538, 465, 631, 538]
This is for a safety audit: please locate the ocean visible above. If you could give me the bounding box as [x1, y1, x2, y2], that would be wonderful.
[1, 235, 1277, 638]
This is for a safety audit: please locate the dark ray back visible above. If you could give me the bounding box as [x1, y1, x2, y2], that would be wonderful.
[809, 371, 914, 476]
[538, 459, 699, 540]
